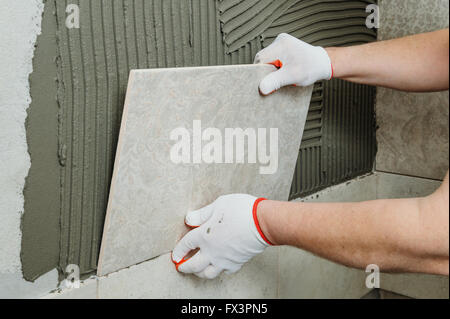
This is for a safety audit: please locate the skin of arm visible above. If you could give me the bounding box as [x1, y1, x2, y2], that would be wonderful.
[326, 29, 449, 92]
[257, 172, 449, 276]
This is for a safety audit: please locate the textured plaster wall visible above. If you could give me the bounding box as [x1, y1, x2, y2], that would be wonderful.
[0, 0, 58, 298]
[376, 0, 449, 180]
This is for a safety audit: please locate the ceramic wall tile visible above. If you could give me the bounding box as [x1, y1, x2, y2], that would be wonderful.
[42, 278, 98, 299]
[278, 247, 370, 299]
[380, 273, 449, 299]
[98, 248, 278, 299]
[374, 172, 448, 299]
[375, 172, 441, 199]
[98, 65, 313, 276]
[376, 0, 449, 180]
[281, 175, 378, 299]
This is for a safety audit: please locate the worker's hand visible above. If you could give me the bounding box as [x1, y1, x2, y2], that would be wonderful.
[254, 33, 333, 95]
[172, 194, 273, 279]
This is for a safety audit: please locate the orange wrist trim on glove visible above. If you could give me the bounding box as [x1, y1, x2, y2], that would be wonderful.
[252, 198, 274, 246]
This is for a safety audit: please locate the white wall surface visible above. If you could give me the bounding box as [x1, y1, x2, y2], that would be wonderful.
[0, 0, 58, 298]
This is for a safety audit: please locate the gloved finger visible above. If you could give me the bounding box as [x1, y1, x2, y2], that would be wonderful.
[185, 201, 215, 228]
[195, 265, 223, 280]
[224, 264, 242, 275]
[177, 251, 210, 274]
[172, 228, 203, 263]
[253, 33, 287, 64]
[259, 68, 290, 96]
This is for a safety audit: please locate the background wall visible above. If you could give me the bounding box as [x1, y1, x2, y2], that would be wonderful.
[376, 0, 449, 180]
[22, 0, 377, 281]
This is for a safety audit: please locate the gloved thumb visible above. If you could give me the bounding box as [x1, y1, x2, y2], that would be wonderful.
[259, 68, 289, 96]
[185, 201, 215, 228]
[172, 228, 202, 263]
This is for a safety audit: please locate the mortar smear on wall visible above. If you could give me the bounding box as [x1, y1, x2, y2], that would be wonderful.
[22, 0, 61, 281]
[22, 0, 377, 280]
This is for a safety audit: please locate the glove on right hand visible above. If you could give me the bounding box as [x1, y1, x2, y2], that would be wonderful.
[254, 33, 333, 95]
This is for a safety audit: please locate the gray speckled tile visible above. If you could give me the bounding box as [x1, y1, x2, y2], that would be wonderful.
[376, 89, 449, 180]
[98, 65, 313, 276]
[98, 248, 279, 299]
[378, 0, 449, 40]
[376, 0, 449, 180]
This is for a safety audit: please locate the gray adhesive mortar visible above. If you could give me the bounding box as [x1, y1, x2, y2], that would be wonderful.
[22, 0, 377, 280]
[22, 0, 60, 282]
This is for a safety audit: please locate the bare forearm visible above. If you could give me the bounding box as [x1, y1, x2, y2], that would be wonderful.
[326, 29, 449, 92]
[257, 196, 449, 275]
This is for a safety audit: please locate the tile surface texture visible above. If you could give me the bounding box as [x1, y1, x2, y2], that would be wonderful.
[299, 173, 377, 203]
[0, 269, 57, 299]
[98, 64, 313, 276]
[98, 248, 278, 299]
[379, 272, 449, 299]
[278, 247, 371, 299]
[376, 0, 449, 180]
[375, 172, 441, 199]
[42, 277, 98, 299]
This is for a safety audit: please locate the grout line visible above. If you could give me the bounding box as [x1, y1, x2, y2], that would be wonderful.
[374, 170, 445, 182]
[96, 277, 99, 299]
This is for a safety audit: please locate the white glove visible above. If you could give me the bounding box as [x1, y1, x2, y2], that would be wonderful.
[254, 33, 333, 95]
[172, 194, 273, 279]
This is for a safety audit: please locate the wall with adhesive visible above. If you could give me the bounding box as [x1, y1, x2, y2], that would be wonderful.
[0, 0, 445, 299]
[22, 0, 377, 282]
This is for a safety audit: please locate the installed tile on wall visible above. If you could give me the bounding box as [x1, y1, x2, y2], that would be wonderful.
[378, 0, 449, 41]
[42, 277, 98, 300]
[298, 173, 377, 203]
[281, 172, 447, 299]
[376, 0, 449, 180]
[380, 273, 449, 299]
[0, 269, 58, 299]
[98, 65, 313, 276]
[375, 171, 448, 299]
[281, 174, 377, 299]
[98, 247, 278, 299]
[376, 89, 449, 180]
[375, 172, 441, 199]
[278, 247, 370, 299]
